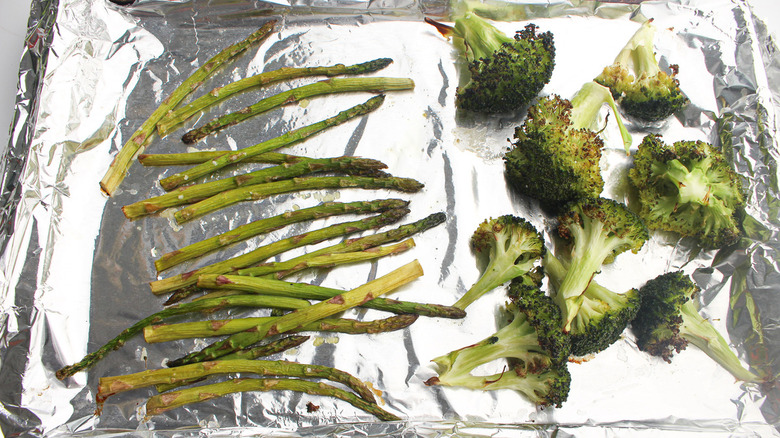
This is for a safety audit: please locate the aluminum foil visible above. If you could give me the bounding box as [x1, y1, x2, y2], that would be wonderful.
[2, 0, 780, 436]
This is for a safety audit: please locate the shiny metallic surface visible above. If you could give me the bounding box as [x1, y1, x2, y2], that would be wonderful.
[1, 0, 779, 436]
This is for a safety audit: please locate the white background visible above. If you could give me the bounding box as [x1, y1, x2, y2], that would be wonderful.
[0, 0, 779, 152]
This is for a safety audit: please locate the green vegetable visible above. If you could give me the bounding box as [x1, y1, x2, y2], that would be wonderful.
[426, 14, 554, 113]
[543, 252, 639, 355]
[633, 271, 762, 383]
[180, 77, 414, 143]
[426, 279, 571, 407]
[595, 20, 688, 122]
[552, 197, 648, 333]
[156, 58, 394, 136]
[453, 215, 545, 310]
[504, 81, 631, 213]
[628, 135, 744, 249]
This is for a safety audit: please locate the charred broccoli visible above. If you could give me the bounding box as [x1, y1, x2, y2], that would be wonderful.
[426, 280, 571, 407]
[425, 14, 555, 113]
[595, 19, 688, 122]
[628, 135, 744, 249]
[504, 81, 632, 213]
[633, 271, 762, 383]
[453, 215, 545, 310]
[544, 252, 639, 356]
[552, 197, 648, 333]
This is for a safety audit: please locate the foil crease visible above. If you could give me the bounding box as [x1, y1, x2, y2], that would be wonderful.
[1, 0, 779, 436]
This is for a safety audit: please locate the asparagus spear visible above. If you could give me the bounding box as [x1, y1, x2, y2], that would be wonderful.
[234, 239, 415, 279]
[98, 358, 376, 403]
[156, 58, 393, 136]
[152, 315, 416, 393]
[167, 259, 422, 366]
[174, 175, 423, 224]
[138, 151, 305, 167]
[180, 77, 414, 144]
[99, 21, 277, 196]
[153, 199, 407, 272]
[154, 335, 311, 393]
[149, 208, 410, 296]
[145, 377, 399, 421]
[197, 274, 465, 319]
[54, 294, 310, 380]
[123, 157, 388, 220]
[157, 200, 406, 272]
[163, 213, 445, 304]
[144, 314, 417, 343]
[159, 95, 385, 190]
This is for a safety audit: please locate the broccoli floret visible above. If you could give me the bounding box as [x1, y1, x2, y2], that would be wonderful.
[543, 252, 639, 355]
[595, 19, 688, 122]
[504, 81, 632, 213]
[453, 215, 545, 310]
[425, 14, 555, 113]
[426, 281, 571, 407]
[553, 197, 648, 333]
[633, 271, 762, 383]
[628, 135, 744, 249]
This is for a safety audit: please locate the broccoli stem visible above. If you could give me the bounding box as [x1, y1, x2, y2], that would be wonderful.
[432, 311, 541, 388]
[452, 13, 515, 62]
[678, 301, 760, 382]
[453, 253, 537, 310]
[553, 218, 632, 332]
[570, 81, 632, 154]
[613, 21, 660, 77]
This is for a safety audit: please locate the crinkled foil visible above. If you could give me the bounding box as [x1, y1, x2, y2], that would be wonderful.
[2, 0, 780, 436]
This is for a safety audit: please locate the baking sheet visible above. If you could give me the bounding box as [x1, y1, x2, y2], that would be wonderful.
[1, 0, 780, 436]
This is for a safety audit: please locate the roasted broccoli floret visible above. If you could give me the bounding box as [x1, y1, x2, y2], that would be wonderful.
[425, 14, 555, 113]
[543, 252, 639, 356]
[426, 280, 571, 407]
[504, 81, 632, 213]
[633, 271, 762, 383]
[453, 215, 545, 310]
[552, 197, 648, 333]
[595, 19, 688, 122]
[628, 135, 744, 249]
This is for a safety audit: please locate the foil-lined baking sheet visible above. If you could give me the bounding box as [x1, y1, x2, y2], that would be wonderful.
[1, 0, 780, 435]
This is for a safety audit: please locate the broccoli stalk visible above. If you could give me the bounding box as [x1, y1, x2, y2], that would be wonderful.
[570, 82, 632, 151]
[425, 14, 555, 113]
[628, 135, 744, 248]
[504, 81, 632, 213]
[553, 197, 648, 333]
[452, 215, 545, 310]
[543, 252, 639, 355]
[633, 271, 762, 383]
[426, 281, 571, 407]
[595, 20, 688, 122]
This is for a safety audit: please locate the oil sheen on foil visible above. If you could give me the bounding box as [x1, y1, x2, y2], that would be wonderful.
[1, 0, 779, 436]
